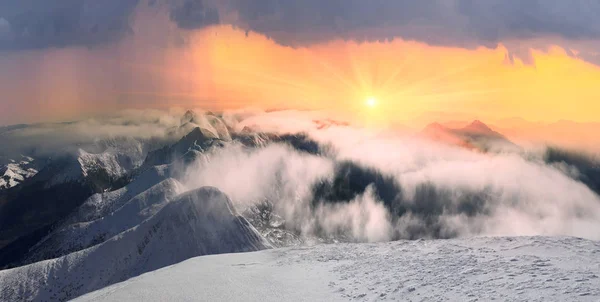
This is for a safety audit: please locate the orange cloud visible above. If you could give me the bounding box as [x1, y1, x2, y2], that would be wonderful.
[1, 24, 599, 129]
[185, 25, 600, 125]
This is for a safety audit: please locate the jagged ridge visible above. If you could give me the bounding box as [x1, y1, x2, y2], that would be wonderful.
[0, 187, 270, 302]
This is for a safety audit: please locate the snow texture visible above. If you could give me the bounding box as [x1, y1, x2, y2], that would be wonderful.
[0, 155, 39, 190]
[61, 164, 176, 226]
[23, 178, 184, 264]
[77, 236, 600, 302]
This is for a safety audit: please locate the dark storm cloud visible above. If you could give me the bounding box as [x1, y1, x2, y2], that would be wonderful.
[169, 0, 220, 30]
[1, 0, 600, 54]
[0, 0, 139, 50]
[458, 1, 600, 41]
[224, 0, 600, 48]
[228, 0, 454, 46]
[0, 0, 221, 50]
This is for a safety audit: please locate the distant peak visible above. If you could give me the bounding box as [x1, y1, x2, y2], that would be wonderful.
[184, 127, 205, 138]
[465, 120, 492, 132]
[460, 120, 510, 141]
[180, 110, 197, 125]
[470, 120, 486, 126]
[423, 122, 447, 131]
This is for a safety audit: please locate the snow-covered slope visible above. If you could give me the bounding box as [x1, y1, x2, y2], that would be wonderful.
[0, 155, 39, 190]
[22, 178, 183, 264]
[77, 149, 130, 180]
[61, 164, 176, 226]
[0, 111, 233, 268]
[168, 110, 232, 142]
[143, 126, 227, 168]
[0, 187, 270, 302]
[4, 110, 600, 302]
[46, 146, 143, 189]
[77, 236, 600, 302]
[0, 151, 148, 263]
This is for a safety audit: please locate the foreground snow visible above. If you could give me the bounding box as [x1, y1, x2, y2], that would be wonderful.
[77, 236, 600, 302]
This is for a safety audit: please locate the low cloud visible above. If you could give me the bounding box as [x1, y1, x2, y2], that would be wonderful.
[3, 108, 600, 242]
[0, 108, 186, 160]
[179, 110, 600, 242]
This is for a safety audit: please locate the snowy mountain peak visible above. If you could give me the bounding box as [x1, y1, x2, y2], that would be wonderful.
[180, 110, 197, 125]
[463, 120, 494, 134]
[419, 120, 518, 152]
[0, 156, 39, 190]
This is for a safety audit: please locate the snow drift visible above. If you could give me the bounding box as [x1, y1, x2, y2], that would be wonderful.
[75, 236, 600, 302]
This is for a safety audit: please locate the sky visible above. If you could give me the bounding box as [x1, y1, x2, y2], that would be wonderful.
[0, 0, 599, 126]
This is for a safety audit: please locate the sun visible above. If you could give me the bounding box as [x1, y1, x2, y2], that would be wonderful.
[366, 97, 377, 108]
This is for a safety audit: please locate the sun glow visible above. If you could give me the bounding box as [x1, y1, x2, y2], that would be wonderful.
[366, 97, 377, 108]
[18, 25, 596, 125]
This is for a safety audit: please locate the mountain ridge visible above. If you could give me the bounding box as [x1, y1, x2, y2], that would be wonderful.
[420, 120, 519, 152]
[0, 186, 271, 302]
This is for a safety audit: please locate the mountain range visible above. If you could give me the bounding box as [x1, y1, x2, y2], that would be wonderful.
[419, 120, 520, 152]
[1, 110, 599, 301]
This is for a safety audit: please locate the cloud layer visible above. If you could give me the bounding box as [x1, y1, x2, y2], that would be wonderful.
[2, 108, 599, 243]
[0, 108, 186, 160]
[180, 110, 600, 242]
[0, 0, 139, 50]
[169, 0, 220, 29]
[2, 0, 600, 52]
[222, 0, 600, 47]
